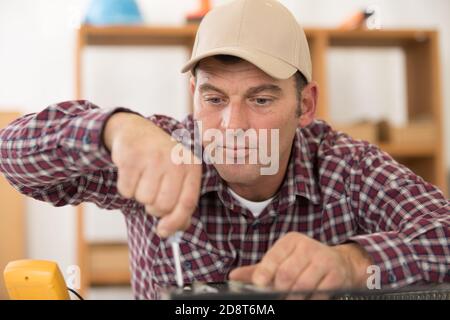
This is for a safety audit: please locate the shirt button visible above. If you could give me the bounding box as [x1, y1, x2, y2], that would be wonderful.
[251, 221, 260, 229]
[388, 272, 397, 283]
[83, 135, 91, 144]
[183, 261, 192, 270]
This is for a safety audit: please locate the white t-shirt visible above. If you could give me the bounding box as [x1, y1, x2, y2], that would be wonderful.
[228, 188, 274, 218]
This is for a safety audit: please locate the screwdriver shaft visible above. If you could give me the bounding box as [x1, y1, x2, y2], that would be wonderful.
[168, 231, 183, 288]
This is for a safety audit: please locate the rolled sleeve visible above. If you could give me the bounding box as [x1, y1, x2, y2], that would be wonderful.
[349, 147, 450, 288]
[349, 231, 423, 287]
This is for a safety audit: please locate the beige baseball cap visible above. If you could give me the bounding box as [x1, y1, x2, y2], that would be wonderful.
[181, 0, 312, 81]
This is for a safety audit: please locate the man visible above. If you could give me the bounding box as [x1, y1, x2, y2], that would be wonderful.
[0, 0, 448, 300]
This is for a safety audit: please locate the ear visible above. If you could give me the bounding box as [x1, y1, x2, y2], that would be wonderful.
[189, 75, 196, 96]
[298, 81, 318, 127]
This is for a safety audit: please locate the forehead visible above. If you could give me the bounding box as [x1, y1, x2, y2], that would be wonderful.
[195, 57, 278, 83]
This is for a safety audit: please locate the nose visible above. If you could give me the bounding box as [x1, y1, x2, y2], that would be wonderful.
[221, 100, 249, 130]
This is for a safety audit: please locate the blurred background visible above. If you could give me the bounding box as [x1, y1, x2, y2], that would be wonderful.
[0, 0, 449, 299]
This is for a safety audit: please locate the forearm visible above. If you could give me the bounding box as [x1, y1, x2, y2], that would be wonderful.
[334, 243, 373, 288]
[0, 100, 134, 188]
[103, 111, 157, 152]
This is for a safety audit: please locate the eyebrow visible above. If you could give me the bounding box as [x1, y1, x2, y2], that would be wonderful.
[198, 83, 282, 96]
[246, 84, 282, 96]
[198, 83, 226, 95]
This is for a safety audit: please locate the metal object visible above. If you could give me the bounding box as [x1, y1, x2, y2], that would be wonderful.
[167, 231, 183, 288]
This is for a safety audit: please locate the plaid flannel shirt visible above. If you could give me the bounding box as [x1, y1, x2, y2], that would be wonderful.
[0, 100, 448, 300]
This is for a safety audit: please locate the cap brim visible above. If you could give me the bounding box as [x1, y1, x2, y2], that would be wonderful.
[181, 46, 297, 80]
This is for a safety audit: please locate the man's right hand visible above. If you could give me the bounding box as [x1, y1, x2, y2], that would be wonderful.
[103, 112, 201, 238]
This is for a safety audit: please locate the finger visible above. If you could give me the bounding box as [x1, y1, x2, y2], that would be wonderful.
[228, 264, 258, 283]
[152, 169, 184, 215]
[312, 272, 346, 300]
[291, 263, 327, 300]
[309, 288, 331, 300]
[273, 247, 310, 291]
[134, 167, 162, 207]
[157, 169, 200, 237]
[181, 216, 192, 231]
[144, 204, 159, 216]
[117, 165, 142, 199]
[253, 233, 299, 287]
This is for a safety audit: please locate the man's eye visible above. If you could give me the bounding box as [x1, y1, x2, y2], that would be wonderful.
[251, 98, 273, 106]
[205, 97, 224, 105]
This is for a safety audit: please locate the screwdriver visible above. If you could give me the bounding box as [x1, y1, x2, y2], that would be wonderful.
[167, 231, 184, 288]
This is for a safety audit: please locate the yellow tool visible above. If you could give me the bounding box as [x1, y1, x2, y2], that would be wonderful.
[3, 260, 70, 300]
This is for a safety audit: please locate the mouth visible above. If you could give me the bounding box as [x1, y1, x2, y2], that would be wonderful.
[216, 146, 255, 159]
[215, 143, 256, 150]
[216, 145, 255, 151]
[221, 146, 251, 151]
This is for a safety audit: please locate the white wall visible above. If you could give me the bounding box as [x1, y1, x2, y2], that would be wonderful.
[0, 0, 449, 279]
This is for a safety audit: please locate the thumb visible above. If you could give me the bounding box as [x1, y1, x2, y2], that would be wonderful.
[228, 264, 258, 283]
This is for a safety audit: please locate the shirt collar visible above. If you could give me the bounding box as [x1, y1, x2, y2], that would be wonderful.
[290, 126, 321, 205]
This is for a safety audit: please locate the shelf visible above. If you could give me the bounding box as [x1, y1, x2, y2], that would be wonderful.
[79, 25, 435, 47]
[378, 143, 436, 158]
[79, 25, 198, 46]
[327, 29, 434, 47]
[334, 119, 438, 158]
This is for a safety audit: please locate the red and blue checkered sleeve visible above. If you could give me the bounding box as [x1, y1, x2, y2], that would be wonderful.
[0, 100, 140, 210]
[348, 147, 450, 288]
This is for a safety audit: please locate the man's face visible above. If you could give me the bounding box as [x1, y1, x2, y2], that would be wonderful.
[190, 58, 306, 186]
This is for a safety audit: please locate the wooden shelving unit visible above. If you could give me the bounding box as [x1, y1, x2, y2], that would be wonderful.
[75, 25, 447, 293]
[0, 112, 25, 299]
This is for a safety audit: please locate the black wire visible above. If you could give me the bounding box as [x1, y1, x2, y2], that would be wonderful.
[67, 288, 84, 300]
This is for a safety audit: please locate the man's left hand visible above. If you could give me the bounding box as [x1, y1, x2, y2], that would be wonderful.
[228, 232, 372, 299]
